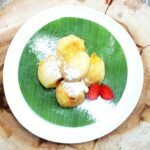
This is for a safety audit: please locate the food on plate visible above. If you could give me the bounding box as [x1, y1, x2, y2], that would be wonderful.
[38, 55, 62, 88]
[37, 34, 113, 108]
[84, 53, 105, 85]
[56, 35, 85, 58]
[61, 51, 90, 81]
[56, 81, 88, 107]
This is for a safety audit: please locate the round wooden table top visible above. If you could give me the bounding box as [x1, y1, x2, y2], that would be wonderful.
[0, 0, 150, 149]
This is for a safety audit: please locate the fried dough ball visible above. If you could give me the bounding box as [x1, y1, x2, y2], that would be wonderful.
[84, 53, 105, 85]
[38, 55, 62, 88]
[56, 81, 88, 107]
[56, 35, 86, 58]
[61, 51, 90, 81]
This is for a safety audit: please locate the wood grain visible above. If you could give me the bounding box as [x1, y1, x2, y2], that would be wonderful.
[0, 0, 150, 149]
[0, 0, 108, 32]
[106, 0, 150, 47]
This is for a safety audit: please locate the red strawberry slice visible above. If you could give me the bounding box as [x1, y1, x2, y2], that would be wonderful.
[87, 83, 100, 100]
[99, 84, 114, 100]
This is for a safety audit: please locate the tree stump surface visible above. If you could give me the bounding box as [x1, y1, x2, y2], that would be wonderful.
[0, 0, 150, 149]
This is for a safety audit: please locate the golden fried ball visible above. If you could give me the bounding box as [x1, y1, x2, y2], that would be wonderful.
[56, 81, 88, 107]
[38, 55, 62, 88]
[84, 53, 105, 85]
[57, 35, 86, 58]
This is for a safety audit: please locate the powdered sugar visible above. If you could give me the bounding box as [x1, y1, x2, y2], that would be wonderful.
[44, 56, 62, 79]
[63, 65, 80, 81]
[29, 35, 59, 60]
[78, 96, 116, 121]
[62, 81, 88, 98]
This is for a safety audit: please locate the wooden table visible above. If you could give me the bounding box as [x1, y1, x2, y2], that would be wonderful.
[0, 0, 150, 149]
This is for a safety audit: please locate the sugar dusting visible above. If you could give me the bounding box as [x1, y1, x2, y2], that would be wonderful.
[44, 56, 62, 79]
[62, 80, 88, 98]
[78, 96, 116, 121]
[29, 35, 59, 60]
[63, 65, 80, 81]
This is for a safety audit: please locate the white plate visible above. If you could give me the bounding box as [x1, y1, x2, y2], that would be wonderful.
[3, 6, 143, 143]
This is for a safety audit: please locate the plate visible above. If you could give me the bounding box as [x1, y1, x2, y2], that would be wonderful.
[3, 6, 143, 143]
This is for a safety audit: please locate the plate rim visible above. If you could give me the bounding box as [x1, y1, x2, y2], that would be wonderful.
[3, 6, 143, 143]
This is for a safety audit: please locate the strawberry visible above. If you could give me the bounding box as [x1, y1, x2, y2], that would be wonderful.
[99, 84, 114, 100]
[87, 83, 100, 100]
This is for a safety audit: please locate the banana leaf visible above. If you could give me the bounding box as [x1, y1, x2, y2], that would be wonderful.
[19, 17, 127, 127]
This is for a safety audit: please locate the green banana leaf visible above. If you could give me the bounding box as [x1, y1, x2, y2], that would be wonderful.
[18, 17, 127, 127]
